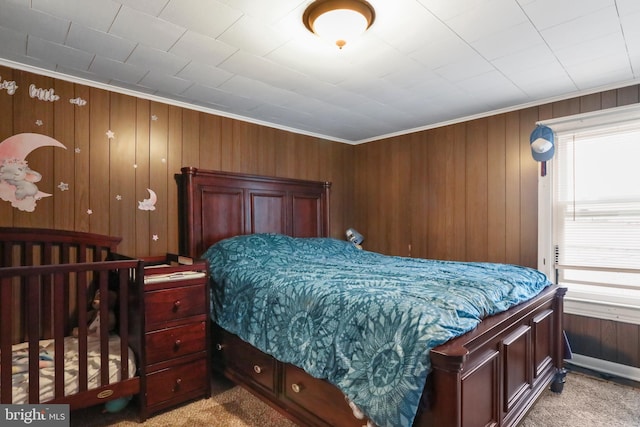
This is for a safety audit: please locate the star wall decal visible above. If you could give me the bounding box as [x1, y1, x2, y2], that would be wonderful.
[57, 182, 69, 191]
[115, 194, 122, 201]
[151, 115, 158, 121]
[75, 147, 81, 153]
[106, 130, 115, 139]
[35, 119, 43, 126]
[152, 234, 159, 241]
[86, 209, 93, 215]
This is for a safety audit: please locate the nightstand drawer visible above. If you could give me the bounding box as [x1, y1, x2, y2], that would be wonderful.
[145, 284, 206, 326]
[146, 358, 208, 406]
[146, 321, 206, 365]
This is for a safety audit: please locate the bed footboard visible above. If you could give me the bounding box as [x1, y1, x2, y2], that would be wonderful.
[418, 284, 566, 427]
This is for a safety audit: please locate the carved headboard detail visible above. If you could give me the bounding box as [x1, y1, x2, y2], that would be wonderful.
[176, 167, 331, 258]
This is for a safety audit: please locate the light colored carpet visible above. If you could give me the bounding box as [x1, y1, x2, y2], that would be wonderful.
[520, 371, 640, 427]
[71, 371, 640, 427]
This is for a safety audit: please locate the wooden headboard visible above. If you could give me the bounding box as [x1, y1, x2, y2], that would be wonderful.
[176, 167, 331, 258]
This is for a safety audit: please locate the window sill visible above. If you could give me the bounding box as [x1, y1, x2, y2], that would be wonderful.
[563, 284, 640, 325]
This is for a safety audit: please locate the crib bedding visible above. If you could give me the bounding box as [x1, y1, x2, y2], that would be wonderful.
[203, 233, 552, 427]
[9, 335, 137, 404]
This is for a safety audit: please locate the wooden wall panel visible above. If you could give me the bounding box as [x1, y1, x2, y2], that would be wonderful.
[451, 124, 467, 261]
[518, 108, 539, 268]
[0, 66, 15, 225]
[487, 114, 506, 263]
[166, 105, 183, 254]
[135, 98, 151, 256]
[617, 322, 640, 367]
[564, 314, 640, 369]
[426, 126, 460, 260]
[73, 84, 91, 232]
[504, 111, 521, 265]
[353, 139, 379, 253]
[88, 87, 110, 235]
[198, 113, 220, 170]
[109, 93, 137, 256]
[219, 117, 234, 171]
[13, 72, 55, 229]
[326, 139, 353, 237]
[617, 85, 639, 105]
[466, 119, 488, 262]
[580, 93, 602, 113]
[356, 117, 516, 263]
[381, 137, 411, 256]
[427, 126, 452, 259]
[0, 66, 350, 256]
[149, 101, 170, 255]
[53, 79, 75, 231]
[410, 132, 429, 259]
[180, 109, 200, 169]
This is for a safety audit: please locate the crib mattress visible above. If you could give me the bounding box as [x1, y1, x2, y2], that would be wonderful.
[9, 335, 137, 404]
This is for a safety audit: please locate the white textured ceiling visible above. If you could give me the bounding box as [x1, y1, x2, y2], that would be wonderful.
[0, 0, 639, 143]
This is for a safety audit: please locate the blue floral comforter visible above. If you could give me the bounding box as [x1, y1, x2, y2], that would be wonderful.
[202, 233, 551, 427]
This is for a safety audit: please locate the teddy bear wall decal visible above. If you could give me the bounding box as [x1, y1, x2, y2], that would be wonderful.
[0, 133, 67, 212]
[0, 159, 42, 200]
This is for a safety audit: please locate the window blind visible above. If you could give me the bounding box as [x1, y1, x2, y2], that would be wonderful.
[553, 122, 640, 290]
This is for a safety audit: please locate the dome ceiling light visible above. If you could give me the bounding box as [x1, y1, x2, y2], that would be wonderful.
[303, 0, 375, 49]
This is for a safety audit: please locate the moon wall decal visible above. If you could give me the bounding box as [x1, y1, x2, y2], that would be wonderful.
[0, 133, 66, 159]
[138, 188, 158, 211]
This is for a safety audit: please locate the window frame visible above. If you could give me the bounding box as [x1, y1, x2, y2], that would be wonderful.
[537, 104, 640, 325]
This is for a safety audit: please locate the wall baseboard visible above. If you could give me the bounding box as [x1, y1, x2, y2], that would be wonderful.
[567, 353, 640, 383]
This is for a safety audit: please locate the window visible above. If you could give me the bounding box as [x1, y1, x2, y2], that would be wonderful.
[538, 105, 640, 323]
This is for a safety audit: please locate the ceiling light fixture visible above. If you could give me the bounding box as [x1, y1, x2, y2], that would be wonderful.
[303, 0, 375, 49]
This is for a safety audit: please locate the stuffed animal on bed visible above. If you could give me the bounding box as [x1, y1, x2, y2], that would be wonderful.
[72, 289, 117, 337]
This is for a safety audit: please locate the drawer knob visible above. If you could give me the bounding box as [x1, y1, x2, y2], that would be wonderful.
[173, 378, 182, 391]
[291, 383, 302, 393]
[215, 343, 223, 351]
[173, 300, 181, 311]
[253, 365, 262, 374]
[174, 339, 182, 348]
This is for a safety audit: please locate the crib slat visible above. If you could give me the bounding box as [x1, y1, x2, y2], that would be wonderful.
[1, 239, 10, 267]
[118, 267, 130, 379]
[23, 241, 34, 266]
[42, 242, 54, 338]
[61, 242, 70, 264]
[27, 274, 41, 403]
[54, 271, 66, 399]
[77, 271, 88, 392]
[99, 271, 110, 387]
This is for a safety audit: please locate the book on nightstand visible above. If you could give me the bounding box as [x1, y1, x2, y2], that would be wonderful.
[142, 253, 207, 284]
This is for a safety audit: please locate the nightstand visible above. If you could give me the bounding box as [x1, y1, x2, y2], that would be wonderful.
[139, 254, 210, 418]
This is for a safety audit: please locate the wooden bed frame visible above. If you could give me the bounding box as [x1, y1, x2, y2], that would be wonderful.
[0, 228, 144, 417]
[176, 167, 567, 427]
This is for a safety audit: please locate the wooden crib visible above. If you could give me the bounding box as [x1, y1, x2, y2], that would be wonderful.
[0, 227, 144, 416]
